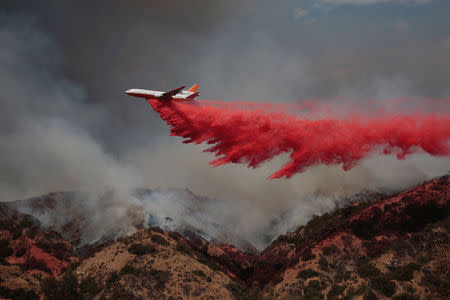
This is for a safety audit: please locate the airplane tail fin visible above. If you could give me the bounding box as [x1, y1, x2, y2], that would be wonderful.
[188, 84, 199, 92]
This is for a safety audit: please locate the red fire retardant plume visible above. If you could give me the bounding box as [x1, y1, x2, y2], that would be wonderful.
[148, 99, 450, 180]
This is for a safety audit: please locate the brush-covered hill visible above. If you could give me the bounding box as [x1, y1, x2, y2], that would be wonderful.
[258, 175, 449, 299]
[0, 175, 448, 299]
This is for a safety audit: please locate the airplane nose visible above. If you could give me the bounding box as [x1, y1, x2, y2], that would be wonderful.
[125, 89, 133, 95]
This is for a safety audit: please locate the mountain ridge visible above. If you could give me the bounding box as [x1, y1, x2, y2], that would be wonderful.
[0, 175, 448, 299]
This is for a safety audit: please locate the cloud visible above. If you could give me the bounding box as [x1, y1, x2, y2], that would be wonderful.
[293, 8, 309, 19]
[1, 4, 449, 250]
[393, 19, 409, 32]
[129, 139, 450, 249]
[0, 16, 146, 242]
[316, 0, 432, 5]
[304, 18, 317, 25]
[442, 36, 450, 49]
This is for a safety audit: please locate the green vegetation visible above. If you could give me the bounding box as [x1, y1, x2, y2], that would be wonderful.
[150, 233, 170, 246]
[273, 262, 283, 270]
[0, 258, 10, 265]
[79, 276, 103, 298]
[388, 263, 420, 281]
[334, 263, 352, 282]
[19, 216, 35, 228]
[0, 218, 22, 240]
[350, 206, 383, 238]
[35, 239, 71, 260]
[148, 268, 171, 289]
[274, 197, 377, 251]
[390, 239, 416, 257]
[44, 230, 62, 240]
[110, 287, 135, 300]
[327, 284, 346, 300]
[225, 282, 263, 300]
[175, 242, 192, 255]
[197, 257, 220, 271]
[106, 272, 120, 288]
[52, 242, 70, 252]
[343, 285, 366, 300]
[357, 261, 381, 278]
[0, 219, 14, 231]
[226, 283, 250, 300]
[296, 268, 320, 279]
[370, 276, 396, 297]
[363, 290, 378, 300]
[41, 272, 81, 300]
[335, 270, 352, 282]
[24, 257, 50, 273]
[421, 266, 449, 297]
[69, 261, 81, 271]
[15, 245, 27, 258]
[127, 243, 155, 256]
[120, 265, 141, 276]
[192, 269, 206, 277]
[148, 226, 165, 234]
[26, 226, 38, 239]
[272, 274, 283, 285]
[318, 256, 329, 271]
[301, 249, 316, 261]
[322, 245, 340, 256]
[255, 259, 268, 268]
[392, 293, 419, 300]
[0, 286, 38, 300]
[0, 239, 13, 258]
[341, 234, 353, 245]
[303, 280, 324, 299]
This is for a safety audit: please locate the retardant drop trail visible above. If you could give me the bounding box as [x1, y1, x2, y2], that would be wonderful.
[148, 99, 450, 180]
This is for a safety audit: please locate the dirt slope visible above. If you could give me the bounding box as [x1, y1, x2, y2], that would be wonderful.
[0, 175, 448, 299]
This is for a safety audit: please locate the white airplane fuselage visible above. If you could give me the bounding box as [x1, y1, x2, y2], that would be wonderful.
[126, 89, 165, 98]
[126, 84, 199, 101]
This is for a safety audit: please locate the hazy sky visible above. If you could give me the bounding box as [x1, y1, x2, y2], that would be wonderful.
[1, 1, 449, 247]
[3, 1, 450, 154]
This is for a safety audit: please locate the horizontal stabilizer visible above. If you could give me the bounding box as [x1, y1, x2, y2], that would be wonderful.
[186, 91, 199, 99]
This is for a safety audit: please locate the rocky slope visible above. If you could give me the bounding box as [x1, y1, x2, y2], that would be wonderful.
[0, 175, 448, 299]
[262, 175, 449, 299]
[0, 203, 75, 299]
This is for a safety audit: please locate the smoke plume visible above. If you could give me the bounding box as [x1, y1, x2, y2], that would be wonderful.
[2, 12, 450, 250]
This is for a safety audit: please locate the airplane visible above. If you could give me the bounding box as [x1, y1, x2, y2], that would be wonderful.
[125, 84, 200, 102]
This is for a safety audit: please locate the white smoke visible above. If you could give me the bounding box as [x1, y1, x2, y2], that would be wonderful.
[0, 16, 145, 242]
[1, 15, 449, 251]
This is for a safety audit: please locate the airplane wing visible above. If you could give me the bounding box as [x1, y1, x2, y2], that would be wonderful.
[161, 85, 186, 98]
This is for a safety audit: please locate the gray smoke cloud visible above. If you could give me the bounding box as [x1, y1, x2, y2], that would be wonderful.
[0, 16, 137, 198]
[0, 16, 147, 242]
[129, 143, 449, 249]
[1, 3, 449, 250]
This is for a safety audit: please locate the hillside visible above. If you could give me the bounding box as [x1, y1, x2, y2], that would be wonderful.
[0, 175, 448, 299]
[262, 175, 449, 299]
